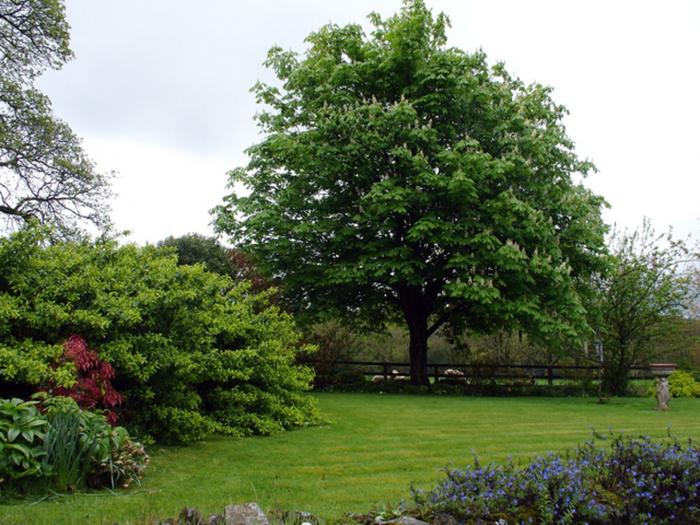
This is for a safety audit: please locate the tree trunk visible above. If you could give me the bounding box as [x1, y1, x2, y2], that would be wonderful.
[400, 288, 431, 386]
[602, 364, 629, 396]
[602, 344, 630, 396]
[408, 317, 430, 385]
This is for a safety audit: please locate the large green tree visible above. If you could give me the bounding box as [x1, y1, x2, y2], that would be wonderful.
[214, 0, 609, 384]
[0, 0, 110, 236]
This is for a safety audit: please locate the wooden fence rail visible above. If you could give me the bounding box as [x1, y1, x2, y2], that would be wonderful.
[306, 360, 655, 385]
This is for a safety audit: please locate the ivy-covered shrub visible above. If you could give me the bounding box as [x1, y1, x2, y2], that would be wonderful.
[0, 227, 320, 443]
[414, 434, 700, 524]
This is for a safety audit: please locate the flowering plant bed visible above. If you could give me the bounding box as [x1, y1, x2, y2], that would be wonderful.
[413, 434, 700, 524]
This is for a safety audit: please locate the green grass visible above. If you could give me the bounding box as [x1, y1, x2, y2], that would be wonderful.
[2, 394, 700, 525]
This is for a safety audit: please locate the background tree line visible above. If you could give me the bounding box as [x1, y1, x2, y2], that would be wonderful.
[161, 231, 700, 395]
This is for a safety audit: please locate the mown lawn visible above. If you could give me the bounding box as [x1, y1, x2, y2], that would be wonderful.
[2, 393, 700, 525]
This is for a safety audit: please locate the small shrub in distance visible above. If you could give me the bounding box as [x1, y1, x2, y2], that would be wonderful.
[667, 369, 700, 398]
[318, 378, 596, 397]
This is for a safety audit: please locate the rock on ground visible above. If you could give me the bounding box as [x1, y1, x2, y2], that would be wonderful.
[224, 503, 269, 525]
[384, 517, 430, 525]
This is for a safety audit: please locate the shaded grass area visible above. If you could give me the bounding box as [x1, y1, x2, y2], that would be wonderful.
[2, 394, 700, 525]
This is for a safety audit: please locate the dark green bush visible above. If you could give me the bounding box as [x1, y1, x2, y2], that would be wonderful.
[0, 228, 321, 443]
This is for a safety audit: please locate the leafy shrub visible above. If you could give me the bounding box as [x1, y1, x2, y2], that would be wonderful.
[85, 422, 149, 489]
[301, 322, 363, 388]
[48, 335, 124, 424]
[415, 434, 700, 524]
[668, 370, 700, 398]
[143, 406, 218, 444]
[0, 397, 49, 486]
[0, 227, 320, 443]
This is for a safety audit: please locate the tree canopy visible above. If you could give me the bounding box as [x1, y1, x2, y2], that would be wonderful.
[158, 233, 237, 276]
[0, 0, 110, 236]
[214, 0, 609, 384]
[158, 233, 270, 292]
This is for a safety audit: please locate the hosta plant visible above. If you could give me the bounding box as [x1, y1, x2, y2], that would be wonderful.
[0, 397, 49, 485]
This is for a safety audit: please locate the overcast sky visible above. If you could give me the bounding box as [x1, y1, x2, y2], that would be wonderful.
[38, 0, 700, 245]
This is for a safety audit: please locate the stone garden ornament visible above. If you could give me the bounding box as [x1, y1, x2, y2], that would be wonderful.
[649, 363, 676, 411]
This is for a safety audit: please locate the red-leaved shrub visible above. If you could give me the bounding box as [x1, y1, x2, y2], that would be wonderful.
[51, 335, 124, 424]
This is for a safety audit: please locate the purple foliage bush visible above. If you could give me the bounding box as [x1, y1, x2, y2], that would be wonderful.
[414, 435, 700, 524]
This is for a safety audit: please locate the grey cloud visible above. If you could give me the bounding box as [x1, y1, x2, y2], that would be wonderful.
[38, 0, 397, 156]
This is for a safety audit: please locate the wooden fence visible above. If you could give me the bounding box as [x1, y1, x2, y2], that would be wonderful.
[308, 360, 655, 385]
